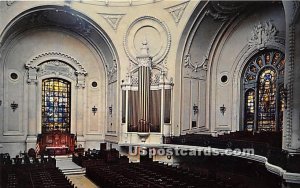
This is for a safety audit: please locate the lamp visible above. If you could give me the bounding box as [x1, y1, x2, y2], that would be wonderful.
[109, 106, 113, 117]
[92, 106, 97, 115]
[10, 101, 18, 112]
[220, 104, 226, 115]
[193, 104, 198, 114]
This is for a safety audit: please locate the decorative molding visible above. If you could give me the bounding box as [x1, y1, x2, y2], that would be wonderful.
[25, 52, 88, 88]
[108, 60, 117, 84]
[26, 52, 87, 75]
[283, 172, 300, 184]
[248, 21, 278, 50]
[37, 60, 77, 81]
[99, 13, 125, 30]
[285, 24, 295, 149]
[205, 1, 249, 21]
[283, 1, 299, 150]
[290, 1, 300, 25]
[165, 1, 189, 24]
[184, 54, 208, 72]
[124, 16, 171, 65]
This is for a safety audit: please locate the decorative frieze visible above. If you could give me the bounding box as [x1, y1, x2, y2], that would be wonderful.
[37, 61, 76, 81]
[25, 52, 88, 88]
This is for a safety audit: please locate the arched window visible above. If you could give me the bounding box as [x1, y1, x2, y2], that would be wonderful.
[42, 78, 71, 133]
[243, 50, 285, 132]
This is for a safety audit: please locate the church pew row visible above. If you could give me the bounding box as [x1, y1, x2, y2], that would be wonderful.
[0, 154, 75, 188]
[73, 149, 282, 188]
[85, 161, 249, 188]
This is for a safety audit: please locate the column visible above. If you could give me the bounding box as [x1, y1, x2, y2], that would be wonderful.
[75, 72, 86, 146]
[25, 65, 38, 150]
[283, 1, 300, 152]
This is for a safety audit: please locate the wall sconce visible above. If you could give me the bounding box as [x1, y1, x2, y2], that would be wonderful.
[92, 106, 97, 115]
[11, 101, 18, 112]
[281, 87, 288, 109]
[109, 106, 113, 117]
[193, 104, 198, 114]
[220, 104, 226, 115]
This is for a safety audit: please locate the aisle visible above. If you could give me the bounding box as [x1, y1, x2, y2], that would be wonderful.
[56, 157, 99, 187]
[67, 175, 99, 188]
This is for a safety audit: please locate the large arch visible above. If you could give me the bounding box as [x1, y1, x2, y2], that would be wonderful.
[0, 5, 120, 154]
[175, 1, 286, 135]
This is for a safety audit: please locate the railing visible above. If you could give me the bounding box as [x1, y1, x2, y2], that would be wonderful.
[164, 131, 300, 173]
[128, 119, 160, 132]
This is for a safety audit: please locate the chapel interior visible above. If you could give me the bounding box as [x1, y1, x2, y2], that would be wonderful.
[0, 0, 300, 188]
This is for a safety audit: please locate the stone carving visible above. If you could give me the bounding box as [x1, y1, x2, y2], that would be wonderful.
[136, 40, 152, 67]
[25, 52, 88, 88]
[100, 13, 124, 30]
[108, 60, 117, 84]
[24, 65, 39, 84]
[27, 52, 87, 75]
[248, 21, 277, 50]
[37, 61, 76, 81]
[166, 1, 189, 24]
[184, 54, 208, 72]
[6, 1, 15, 6]
[124, 16, 171, 65]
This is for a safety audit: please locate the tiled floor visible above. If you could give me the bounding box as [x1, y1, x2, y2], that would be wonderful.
[67, 175, 99, 188]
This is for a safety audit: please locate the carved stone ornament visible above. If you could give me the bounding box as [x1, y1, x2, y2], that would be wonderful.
[165, 1, 189, 24]
[184, 54, 208, 72]
[124, 16, 171, 66]
[25, 52, 87, 88]
[99, 13, 124, 30]
[37, 61, 77, 81]
[248, 21, 277, 50]
[108, 60, 117, 84]
[6, 1, 15, 6]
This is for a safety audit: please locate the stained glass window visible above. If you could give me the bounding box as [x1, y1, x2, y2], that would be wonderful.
[257, 68, 277, 131]
[245, 89, 255, 131]
[42, 78, 71, 133]
[243, 50, 285, 132]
